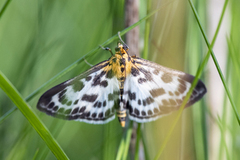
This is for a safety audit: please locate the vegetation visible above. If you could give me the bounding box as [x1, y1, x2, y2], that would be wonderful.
[0, 0, 239, 159]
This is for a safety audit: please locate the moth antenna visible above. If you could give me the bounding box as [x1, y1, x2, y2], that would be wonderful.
[118, 31, 129, 50]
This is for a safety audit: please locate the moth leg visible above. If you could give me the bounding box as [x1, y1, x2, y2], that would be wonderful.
[84, 58, 93, 67]
[99, 45, 113, 55]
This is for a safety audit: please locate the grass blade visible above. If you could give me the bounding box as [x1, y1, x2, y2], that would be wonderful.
[134, 123, 141, 160]
[122, 122, 133, 160]
[0, 70, 69, 160]
[0, 0, 12, 19]
[154, 0, 231, 158]
[188, 0, 240, 124]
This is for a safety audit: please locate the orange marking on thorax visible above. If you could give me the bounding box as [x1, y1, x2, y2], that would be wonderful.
[108, 44, 132, 80]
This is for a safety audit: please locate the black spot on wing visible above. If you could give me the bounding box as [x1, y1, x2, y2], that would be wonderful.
[92, 71, 109, 87]
[141, 111, 146, 116]
[153, 108, 159, 114]
[139, 68, 153, 81]
[129, 105, 134, 114]
[53, 106, 59, 111]
[177, 78, 187, 94]
[97, 102, 102, 108]
[134, 108, 140, 116]
[153, 69, 159, 75]
[85, 76, 92, 81]
[147, 110, 153, 115]
[142, 100, 146, 106]
[81, 94, 98, 102]
[92, 76, 101, 86]
[93, 101, 98, 108]
[48, 102, 55, 109]
[138, 78, 147, 84]
[131, 67, 140, 76]
[174, 91, 180, 96]
[99, 71, 106, 78]
[138, 99, 141, 105]
[150, 88, 166, 98]
[128, 91, 136, 100]
[176, 99, 183, 104]
[72, 107, 79, 114]
[92, 113, 97, 118]
[74, 100, 79, 105]
[146, 97, 154, 105]
[79, 106, 86, 113]
[58, 89, 67, 99]
[161, 73, 173, 83]
[162, 99, 169, 105]
[169, 99, 177, 105]
[100, 80, 108, 87]
[98, 112, 103, 118]
[103, 100, 106, 107]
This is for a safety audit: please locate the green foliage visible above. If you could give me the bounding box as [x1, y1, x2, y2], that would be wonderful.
[1, 0, 240, 159]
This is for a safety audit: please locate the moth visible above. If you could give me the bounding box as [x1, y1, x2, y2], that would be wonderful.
[37, 33, 207, 127]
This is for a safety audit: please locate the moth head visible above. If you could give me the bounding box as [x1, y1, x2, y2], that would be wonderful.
[115, 42, 129, 55]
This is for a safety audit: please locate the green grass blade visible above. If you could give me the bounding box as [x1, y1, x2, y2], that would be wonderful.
[142, 131, 150, 160]
[115, 136, 125, 160]
[218, 55, 231, 160]
[142, 0, 152, 59]
[154, 0, 230, 158]
[134, 1, 152, 158]
[134, 123, 141, 160]
[190, 0, 228, 159]
[0, 106, 17, 123]
[0, 0, 12, 19]
[0, 70, 69, 160]
[122, 122, 133, 160]
[188, 0, 240, 125]
[227, 37, 240, 79]
[116, 121, 133, 160]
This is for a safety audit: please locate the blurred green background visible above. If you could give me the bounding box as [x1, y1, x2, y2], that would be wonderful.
[0, 0, 240, 159]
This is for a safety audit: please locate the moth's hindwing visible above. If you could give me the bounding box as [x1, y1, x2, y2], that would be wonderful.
[37, 60, 119, 124]
[125, 57, 207, 123]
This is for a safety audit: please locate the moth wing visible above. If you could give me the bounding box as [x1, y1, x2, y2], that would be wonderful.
[125, 57, 207, 123]
[37, 60, 119, 124]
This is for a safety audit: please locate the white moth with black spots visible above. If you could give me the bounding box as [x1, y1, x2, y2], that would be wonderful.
[37, 33, 207, 127]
